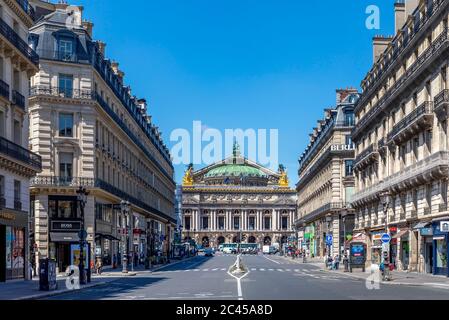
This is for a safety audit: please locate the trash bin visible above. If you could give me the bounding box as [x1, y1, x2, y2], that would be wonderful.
[39, 258, 57, 291]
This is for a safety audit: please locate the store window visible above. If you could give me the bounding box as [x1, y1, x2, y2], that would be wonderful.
[5, 227, 25, 280]
[436, 239, 447, 270]
[49, 196, 78, 219]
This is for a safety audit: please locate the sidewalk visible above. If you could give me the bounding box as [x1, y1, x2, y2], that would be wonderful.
[0, 256, 197, 300]
[277, 254, 449, 289]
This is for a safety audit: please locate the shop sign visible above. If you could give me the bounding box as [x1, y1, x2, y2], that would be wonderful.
[372, 233, 382, 241]
[0, 212, 15, 221]
[420, 228, 433, 236]
[331, 144, 355, 151]
[51, 221, 81, 232]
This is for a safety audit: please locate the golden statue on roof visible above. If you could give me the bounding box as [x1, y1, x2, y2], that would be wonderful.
[183, 163, 194, 186]
[278, 164, 289, 188]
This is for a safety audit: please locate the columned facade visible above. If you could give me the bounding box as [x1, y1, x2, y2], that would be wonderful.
[181, 146, 297, 248]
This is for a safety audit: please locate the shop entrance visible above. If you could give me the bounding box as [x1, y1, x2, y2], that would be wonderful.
[56, 243, 71, 273]
[425, 241, 433, 274]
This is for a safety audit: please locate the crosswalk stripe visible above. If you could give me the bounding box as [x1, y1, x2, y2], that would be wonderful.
[269, 269, 274, 271]
[286, 269, 291, 272]
[221, 268, 226, 271]
[294, 269, 300, 272]
[277, 269, 284, 272]
[212, 268, 218, 271]
[251, 268, 257, 271]
[203, 269, 209, 272]
[260, 268, 265, 271]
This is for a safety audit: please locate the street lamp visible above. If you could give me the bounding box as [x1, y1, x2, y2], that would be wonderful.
[325, 214, 333, 258]
[120, 200, 130, 273]
[380, 191, 391, 280]
[76, 186, 89, 285]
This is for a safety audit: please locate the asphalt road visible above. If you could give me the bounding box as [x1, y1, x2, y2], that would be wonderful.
[45, 253, 449, 300]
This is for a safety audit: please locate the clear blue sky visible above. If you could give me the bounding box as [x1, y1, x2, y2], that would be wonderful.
[72, 0, 396, 185]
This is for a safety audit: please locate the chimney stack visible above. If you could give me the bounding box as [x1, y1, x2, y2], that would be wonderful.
[82, 20, 93, 38]
[372, 36, 392, 64]
[394, 1, 406, 34]
[97, 41, 106, 56]
[336, 87, 358, 104]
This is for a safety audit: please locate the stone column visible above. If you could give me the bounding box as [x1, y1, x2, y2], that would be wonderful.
[410, 230, 419, 272]
[332, 214, 340, 257]
[272, 210, 277, 231]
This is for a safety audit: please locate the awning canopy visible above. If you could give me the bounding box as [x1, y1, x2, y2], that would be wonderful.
[413, 222, 431, 230]
[50, 232, 79, 242]
[392, 229, 410, 239]
[95, 233, 120, 241]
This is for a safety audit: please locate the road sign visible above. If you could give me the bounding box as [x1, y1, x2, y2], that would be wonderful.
[78, 230, 87, 240]
[381, 233, 391, 244]
[326, 235, 333, 245]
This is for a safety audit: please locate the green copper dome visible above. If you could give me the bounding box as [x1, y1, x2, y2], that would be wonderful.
[204, 164, 267, 178]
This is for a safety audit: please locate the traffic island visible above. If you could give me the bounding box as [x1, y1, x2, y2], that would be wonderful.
[228, 255, 249, 276]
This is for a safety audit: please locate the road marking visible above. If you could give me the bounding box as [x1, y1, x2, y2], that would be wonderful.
[212, 268, 218, 271]
[184, 270, 191, 272]
[286, 269, 291, 272]
[268, 268, 274, 271]
[259, 268, 265, 271]
[277, 269, 284, 272]
[263, 255, 281, 264]
[202, 269, 209, 272]
[294, 269, 300, 272]
[251, 268, 257, 271]
[227, 255, 251, 301]
[193, 269, 200, 272]
[221, 268, 226, 271]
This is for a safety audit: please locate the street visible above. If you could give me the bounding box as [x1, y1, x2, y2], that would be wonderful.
[44, 253, 449, 300]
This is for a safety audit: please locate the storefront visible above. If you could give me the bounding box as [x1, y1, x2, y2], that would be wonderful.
[432, 220, 449, 276]
[0, 210, 27, 282]
[48, 195, 81, 273]
[370, 232, 383, 264]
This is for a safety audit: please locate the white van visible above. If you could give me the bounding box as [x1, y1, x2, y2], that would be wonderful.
[263, 245, 276, 255]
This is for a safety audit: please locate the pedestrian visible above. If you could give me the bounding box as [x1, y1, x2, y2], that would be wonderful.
[95, 257, 103, 275]
[334, 254, 340, 270]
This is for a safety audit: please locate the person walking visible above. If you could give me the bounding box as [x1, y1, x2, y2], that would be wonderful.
[95, 257, 103, 275]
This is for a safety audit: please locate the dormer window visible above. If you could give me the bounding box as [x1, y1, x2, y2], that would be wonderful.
[58, 39, 74, 61]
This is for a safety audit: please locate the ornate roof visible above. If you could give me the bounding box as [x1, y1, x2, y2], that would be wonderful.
[204, 164, 267, 179]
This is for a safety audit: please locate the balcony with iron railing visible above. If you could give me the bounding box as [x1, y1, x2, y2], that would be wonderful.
[434, 89, 449, 120]
[356, 0, 444, 111]
[30, 86, 94, 100]
[30, 176, 176, 224]
[353, 25, 449, 139]
[0, 136, 42, 171]
[387, 102, 434, 145]
[14, 199, 21, 211]
[352, 151, 449, 207]
[354, 143, 379, 171]
[36, 49, 91, 64]
[12, 90, 25, 111]
[0, 16, 38, 66]
[0, 79, 9, 100]
[15, 0, 36, 21]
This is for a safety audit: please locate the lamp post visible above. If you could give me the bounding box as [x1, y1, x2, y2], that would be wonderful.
[380, 191, 391, 280]
[341, 209, 349, 272]
[76, 186, 89, 285]
[120, 200, 130, 273]
[325, 214, 333, 258]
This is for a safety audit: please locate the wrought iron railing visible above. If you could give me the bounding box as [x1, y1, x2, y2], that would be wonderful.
[0, 136, 42, 170]
[435, 89, 449, 109]
[353, 26, 448, 138]
[0, 79, 9, 100]
[35, 49, 91, 64]
[354, 143, 378, 166]
[12, 90, 25, 110]
[30, 86, 93, 99]
[387, 102, 434, 141]
[15, 0, 36, 21]
[0, 16, 38, 65]
[14, 199, 22, 211]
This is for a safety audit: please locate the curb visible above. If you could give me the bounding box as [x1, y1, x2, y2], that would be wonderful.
[17, 281, 108, 300]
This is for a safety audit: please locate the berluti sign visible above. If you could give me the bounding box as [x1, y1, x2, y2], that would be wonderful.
[331, 144, 355, 151]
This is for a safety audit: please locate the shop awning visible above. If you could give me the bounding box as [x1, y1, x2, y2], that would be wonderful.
[95, 233, 120, 241]
[392, 229, 410, 239]
[50, 232, 79, 242]
[413, 222, 431, 230]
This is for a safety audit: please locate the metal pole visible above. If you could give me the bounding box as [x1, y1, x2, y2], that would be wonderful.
[121, 201, 128, 273]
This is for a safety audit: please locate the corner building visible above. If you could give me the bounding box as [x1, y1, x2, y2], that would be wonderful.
[351, 0, 449, 276]
[28, 2, 176, 273]
[296, 89, 358, 259]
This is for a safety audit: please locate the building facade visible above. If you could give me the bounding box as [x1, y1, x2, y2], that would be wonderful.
[351, 0, 449, 276]
[0, 0, 40, 282]
[296, 89, 359, 259]
[181, 144, 297, 248]
[28, 2, 176, 273]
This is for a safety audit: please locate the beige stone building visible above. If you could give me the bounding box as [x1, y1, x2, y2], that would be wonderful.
[0, 0, 40, 282]
[296, 89, 358, 259]
[181, 144, 297, 249]
[351, 0, 449, 276]
[27, 2, 176, 273]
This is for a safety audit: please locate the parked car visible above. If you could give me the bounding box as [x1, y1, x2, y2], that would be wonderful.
[223, 247, 237, 254]
[204, 248, 214, 257]
[196, 245, 205, 253]
[263, 245, 277, 255]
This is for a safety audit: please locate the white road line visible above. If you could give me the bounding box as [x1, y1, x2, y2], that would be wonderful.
[227, 255, 251, 301]
[221, 268, 226, 271]
[251, 268, 257, 271]
[263, 255, 281, 264]
[268, 269, 274, 271]
[202, 269, 209, 272]
[212, 268, 218, 271]
[259, 268, 266, 271]
[277, 269, 284, 272]
[294, 269, 300, 272]
[286, 269, 292, 272]
[184, 270, 191, 272]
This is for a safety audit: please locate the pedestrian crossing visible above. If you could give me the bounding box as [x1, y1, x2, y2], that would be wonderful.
[161, 267, 354, 281]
